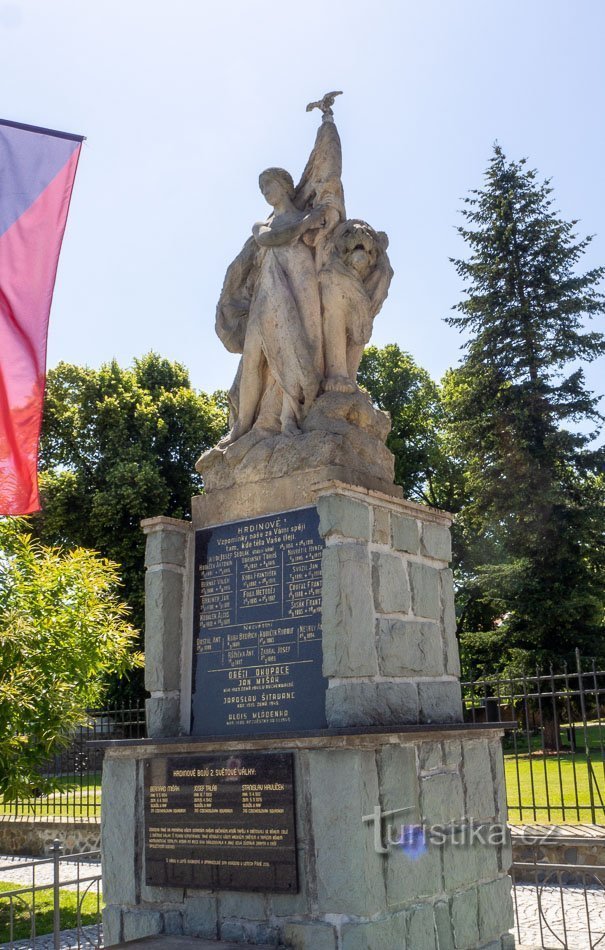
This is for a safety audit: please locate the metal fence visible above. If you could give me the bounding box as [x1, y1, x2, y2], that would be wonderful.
[512, 843, 605, 948]
[0, 842, 101, 949]
[0, 704, 146, 821]
[462, 650, 605, 824]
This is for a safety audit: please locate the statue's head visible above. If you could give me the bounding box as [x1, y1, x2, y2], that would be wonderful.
[259, 167, 295, 205]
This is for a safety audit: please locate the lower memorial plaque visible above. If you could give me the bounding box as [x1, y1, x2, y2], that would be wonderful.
[144, 752, 297, 892]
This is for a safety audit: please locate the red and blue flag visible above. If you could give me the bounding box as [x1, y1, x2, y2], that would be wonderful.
[0, 118, 83, 515]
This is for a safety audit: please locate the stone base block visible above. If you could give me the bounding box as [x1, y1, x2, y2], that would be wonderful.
[101, 728, 513, 949]
[196, 391, 396, 497]
[191, 470, 403, 527]
[109, 938, 276, 949]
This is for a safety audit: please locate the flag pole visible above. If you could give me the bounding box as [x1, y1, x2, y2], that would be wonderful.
[0, 117, 85, 142]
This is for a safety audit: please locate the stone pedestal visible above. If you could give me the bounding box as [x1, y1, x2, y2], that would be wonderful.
[102, 728, 513, 949]
[101, 481, 514, 949]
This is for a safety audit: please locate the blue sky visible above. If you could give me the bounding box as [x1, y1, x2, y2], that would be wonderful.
[2, 0, 605, 402]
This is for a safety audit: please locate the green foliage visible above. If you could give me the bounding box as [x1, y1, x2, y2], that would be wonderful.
[447, 145, 605, 671]
[0, 880, 101, 942]
[0, 518, 140, 798]
[358, 344, 463, 508]
[34, 353, 229, 697]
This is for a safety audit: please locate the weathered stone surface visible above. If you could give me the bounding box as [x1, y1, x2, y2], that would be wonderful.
[322, 543, 377, 676]
[141, 874, 184, 904]
[146, 694, 180, 738]
[219, 920, 269, 944]
[442, 836, 499, 891]
[409, 561, 440, 620]
[452, 886, 479, 947]
[372, 551, 410, 613]
[122, 910, 163, 943]
[407, 903, 437, 949]
[269, 851, 309, 916]
[377, 618, 444, 676]
[391, 512, 420, 554]
[102, 904, 122, 947]
[440, 569, 457, 635]
[163, 911, 184, 935]
[499, 825, 513, 874]
[440, 568, 461, 677]
[317, 492, 371, 540]
[219, 921, 281, 946]
[434, 900, 455, 950]
[443, 739, 462, 769]
[418, 680, 463, 723]
[307, 749, 385, 915]
[421, 522, 452, 562]
[199, 404, 396, 495]
[219, 891, 266, 920]
[378, 743, 419, 819]
[341, 914, 406, 948]
[144, 568, 183, 692]
[325, 681, 418, 727]
[183, 895, 218, 940]
[0, 818, 100, 856]
[101, 757, 138, 904]
[500, 933, 516, 949]
[386, 835, 442, 908]
[477, 876, 514, 942]
[463, 740, 496, 819]
[418, 740, 443, 772]
[144, 525, 189, 568]
[372, 505, 391, 544]
[192, 469, 402, 527]
[377, 744, 441, 907]
[489, 739, 509, 823]
[421, 771, 465, 826]
[283, 921, 337, 950]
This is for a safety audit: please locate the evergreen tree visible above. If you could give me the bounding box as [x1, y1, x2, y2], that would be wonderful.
[447, 146, 605, 670]
[358, 344, 463, 508]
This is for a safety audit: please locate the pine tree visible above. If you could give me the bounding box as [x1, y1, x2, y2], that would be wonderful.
[447, 145, 605, 670]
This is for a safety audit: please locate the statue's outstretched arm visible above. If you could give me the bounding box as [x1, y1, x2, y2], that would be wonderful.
[252, 209, 324, 247]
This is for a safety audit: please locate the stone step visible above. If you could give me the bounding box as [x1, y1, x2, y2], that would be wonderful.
[111, 938, 278, 949]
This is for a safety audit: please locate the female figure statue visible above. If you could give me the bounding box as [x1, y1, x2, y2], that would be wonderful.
[215, 114, 345, 446]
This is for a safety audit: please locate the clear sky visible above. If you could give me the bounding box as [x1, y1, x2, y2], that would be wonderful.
[3, 0, 605, 403]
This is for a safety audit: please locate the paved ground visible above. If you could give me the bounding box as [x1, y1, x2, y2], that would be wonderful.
[0, 924, 102, 949]
[1, 854, 604, 949]
[0, 854, 101, 892]
[0, 855, 102, 949]
[513, 882, 605, 948]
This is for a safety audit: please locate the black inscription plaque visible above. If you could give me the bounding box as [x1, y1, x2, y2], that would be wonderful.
[191, 506, 327, 736]
[144, 752, 297, 892]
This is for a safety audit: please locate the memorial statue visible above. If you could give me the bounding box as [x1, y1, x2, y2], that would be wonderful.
[198, 93, 396, 493]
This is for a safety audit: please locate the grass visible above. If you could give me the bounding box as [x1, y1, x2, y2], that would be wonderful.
[0, 881, 101, 942]
[504, 722, 605, 823]
[505, 752, 605, 823]
[0, 776, 102, 819]
[0, 726, 602, 825]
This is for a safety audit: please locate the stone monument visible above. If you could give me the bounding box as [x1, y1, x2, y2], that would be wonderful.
[100, 94, 515, 949]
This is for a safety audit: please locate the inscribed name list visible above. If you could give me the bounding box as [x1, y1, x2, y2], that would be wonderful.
[144, 752, 297, 891]
[191, 506, 327, 736]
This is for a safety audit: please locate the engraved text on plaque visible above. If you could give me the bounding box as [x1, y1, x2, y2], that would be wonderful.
[191, 507, 327, 736]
